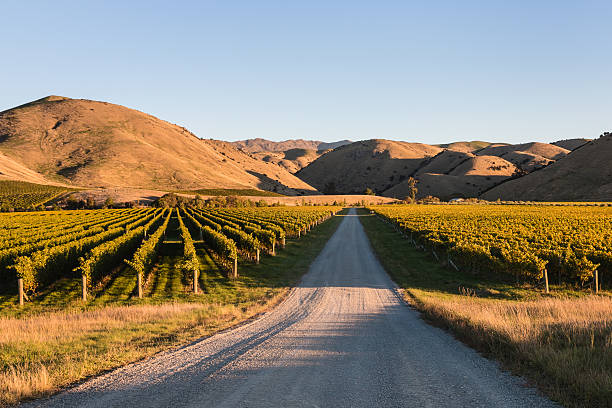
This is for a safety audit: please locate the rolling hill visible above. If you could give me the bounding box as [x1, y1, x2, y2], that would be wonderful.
[233, 138, 353, 174]
[296, 140, 444, 194]
[438, 140, 493, 153]
[232, 138, 351, 153]
[552, 138, 591, 151]
[295, 138, 587, 200]
[250, 148, 323, 173]
[481, 133, 612, 201]
[0, 96, 318, 195]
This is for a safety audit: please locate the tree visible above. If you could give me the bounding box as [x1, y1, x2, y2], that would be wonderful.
[364, 187, 375, 196]
[407, 177, 418, 201]
[103, 197, 114, 209]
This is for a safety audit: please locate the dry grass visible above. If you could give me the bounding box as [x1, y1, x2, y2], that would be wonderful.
[0, 303, 204, 344]
[0, 300, 281, 406]
[410, 292, 612, 407]
[0, 364, 50, 404]
[412, 293, 612, 346]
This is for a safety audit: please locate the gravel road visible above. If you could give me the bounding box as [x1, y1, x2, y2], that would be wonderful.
[26, 209, 556, 407]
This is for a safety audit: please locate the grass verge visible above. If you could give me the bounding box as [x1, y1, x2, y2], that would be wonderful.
[358, 210, 612, 408]
[0, 210, 344, 406]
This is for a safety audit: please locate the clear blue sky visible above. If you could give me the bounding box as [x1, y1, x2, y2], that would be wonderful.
[1, 1, 610, 144]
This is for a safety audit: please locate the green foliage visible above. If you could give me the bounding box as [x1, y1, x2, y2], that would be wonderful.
[124, 209, 172, 279]
[0, 206, 339, 298]
[13, 227, 124, 293]
[176, 209, 199, 277]
[372, 204, 610, 287]
[0, 180, 74, 211]
[222, 225, 259, 255]
[75, 210, 166, 287]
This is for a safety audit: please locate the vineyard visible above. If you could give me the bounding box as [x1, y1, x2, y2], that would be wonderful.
[0, 206, 339, 307]
[0, 180, 73, 211]
[370, 204, 612, 291]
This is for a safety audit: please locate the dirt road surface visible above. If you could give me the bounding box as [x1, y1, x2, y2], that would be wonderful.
[26, 209, 556, 407]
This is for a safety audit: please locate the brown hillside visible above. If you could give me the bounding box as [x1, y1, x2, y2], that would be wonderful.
[296, 140, 443, 194]
[552, 138, 591, 151]
[440, 141, 493, 153]
[476, 142, 569, 161]
[448, 155, 517, 177]
[415, 150, 474, 175]
[0, 96, 317, 195]
[384, 155, 517, 200]
[0, 151, 59, 185]
[201, 140, 317, 194]
[250, 148, 323, 173]
[232, 138, 351, 153]
[385, 173, 509, 200]
[481, 134, 612, 201]
[498, 151, 552, 172]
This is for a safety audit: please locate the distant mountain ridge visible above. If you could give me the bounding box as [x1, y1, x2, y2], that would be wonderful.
[232, 138, 352, 153]
[482, 134, 612, 201]
[295, 136, 609, 201]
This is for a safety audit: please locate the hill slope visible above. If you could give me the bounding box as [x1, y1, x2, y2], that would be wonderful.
[439, 141, 494, 153]
[384, 153, 518, 200]
[296, 140, 443, 194]
[250, 148, 322, 173]
[552, 138, 591, 151]
[482, 134, 612, 201]
[232, 138, 351, 153]
[0, 96, 317, 195]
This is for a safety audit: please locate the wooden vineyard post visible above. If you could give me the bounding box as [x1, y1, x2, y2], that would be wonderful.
[544, 268, 549, 294]
[298, 229, 301, 238]
[256, 248, 260, 264]
[193, 269, 198, 294]
[18, 278, 24, 306]
[282, 237, 286, 248]
[595, 269, 599, 294]
[447, 254, 459, 272]
[232, 257, 238, 279]
[82, 275, 87, 302]
[272, 241, 276, 256]
[137, 273, 143, 298]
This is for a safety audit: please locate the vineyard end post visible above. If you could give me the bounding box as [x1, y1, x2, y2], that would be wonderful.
[137, 273, 143, 298]
[256, 248, 260, 264]
[233, 257, 238, 279]
[193, 269, 198, 294]
[544, 269, 549, 294]
[18, 278, 24, 306]
[595, 269, 599, 294]
[272, 241, 275, 256]
[282, 237, 286, 248]
[81, 275, 87, 302]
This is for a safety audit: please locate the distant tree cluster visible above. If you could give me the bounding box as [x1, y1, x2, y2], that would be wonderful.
[56, 194, 140, 210]
[153, 193, 279, 208]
